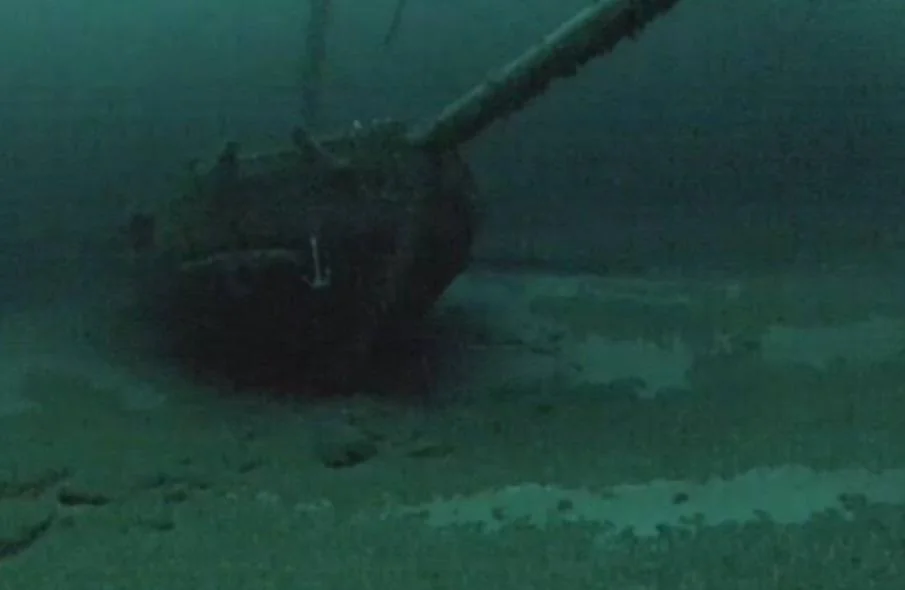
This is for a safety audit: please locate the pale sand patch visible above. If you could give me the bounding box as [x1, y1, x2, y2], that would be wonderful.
[392, 465, 905, 538]
[761, 316, 905, 369]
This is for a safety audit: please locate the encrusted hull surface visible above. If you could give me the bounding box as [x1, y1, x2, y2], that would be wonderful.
[135, 122, 477, 389]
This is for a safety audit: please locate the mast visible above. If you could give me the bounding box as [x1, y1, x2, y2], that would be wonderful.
[301, 0, 331, 128]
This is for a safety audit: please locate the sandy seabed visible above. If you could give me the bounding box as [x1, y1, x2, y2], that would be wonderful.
[2, 267, 904, 589]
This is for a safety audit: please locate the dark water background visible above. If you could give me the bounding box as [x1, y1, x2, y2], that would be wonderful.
[1, 0, 903, 305]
